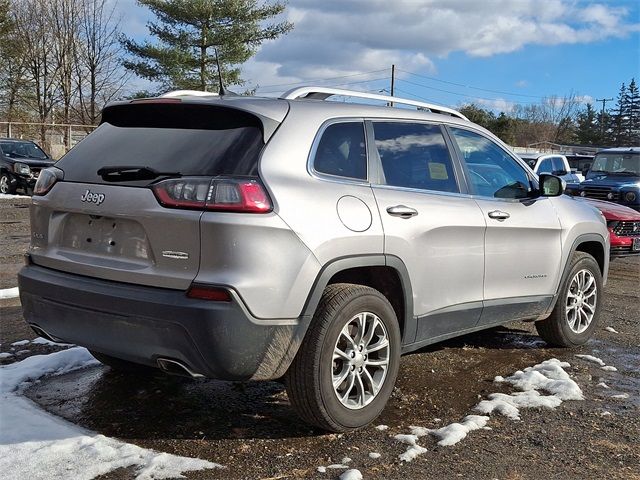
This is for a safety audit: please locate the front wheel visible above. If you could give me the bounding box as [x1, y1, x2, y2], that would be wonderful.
[0, 173, 16, 195]
[285, 283, 401, 432]
[535, 252, 603, 347]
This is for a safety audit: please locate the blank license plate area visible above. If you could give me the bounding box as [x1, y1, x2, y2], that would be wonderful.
[60, 214, 151, 260]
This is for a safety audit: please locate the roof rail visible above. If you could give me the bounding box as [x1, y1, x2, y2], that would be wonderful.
[281, 86, 468, 121]
[161, 90, 219, 98]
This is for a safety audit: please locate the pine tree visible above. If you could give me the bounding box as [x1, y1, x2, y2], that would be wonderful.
[576, 104, 599, 145]
[610, 82, 628, 145]
[121, 0, 293, 92]
[624, 78, 640, 145]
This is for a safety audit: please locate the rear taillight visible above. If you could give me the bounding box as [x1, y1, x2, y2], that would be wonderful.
[33, 167, 63, 196]
[152, 177, 272, 213]
[187, 284, 231, 301]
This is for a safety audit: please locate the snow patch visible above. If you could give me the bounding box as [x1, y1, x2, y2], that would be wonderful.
[498, 359, 583, 401]
[604, 326, 619, 334]
[475, 391, 562, 420]
[340, 469, 363, 480]
[317, 466, 327, 473]
[0, 193, 31, 199]
[428, 415, 489, 446]
[0, 352, 13, 360]
[600, 411, 612, 416]
[611, 393, 629, 399]
[326, 463, 350, 469]
[596, 382, 610, 389]
[31, 337, 71, 347]
[399, 445, 427, 462]
[375, 424, 388, 431]
[575, 354, 606, 366]
[11, 339, 30, 346]
[0, 287, 20, 299]
[368, 452, 381, 459]
[601, 366, 618, 372]
[0, 348, 223, 479]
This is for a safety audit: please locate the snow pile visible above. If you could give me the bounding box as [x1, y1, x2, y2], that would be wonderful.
[0, 352, 13, 360]
[340, 469, 363, 480]
[394, 359, 583, 459]
[604, 326, 619, 334]
[0, 348, 223, 479]
[494, 359, 583, 401]
[0, 286, 19, 299]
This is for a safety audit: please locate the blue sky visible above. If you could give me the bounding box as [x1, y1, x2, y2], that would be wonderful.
[117, 0, 640, 112]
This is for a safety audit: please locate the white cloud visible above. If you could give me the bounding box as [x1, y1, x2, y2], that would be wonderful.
[516, 80, 529, 88]
[243, 0, 639, 89]
[476, 97, 516, 112]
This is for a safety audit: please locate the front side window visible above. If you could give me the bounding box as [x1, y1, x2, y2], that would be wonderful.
[590, 152, 640, 176]
[313, 122, 367, 180]
[551, 157, 567, 173]
[450, 128, 532, 199]
[373, 122, 458, 193]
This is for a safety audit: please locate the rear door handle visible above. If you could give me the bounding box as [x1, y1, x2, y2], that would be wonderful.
[488, 210, 510, 220]
[386, 205, 418, 218]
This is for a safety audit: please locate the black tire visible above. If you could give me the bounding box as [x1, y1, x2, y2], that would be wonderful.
[90, 350, 156, 374]
[285, 283, 401, 432]
[0, 172, 16, 195]
[535, 252, 603, 347]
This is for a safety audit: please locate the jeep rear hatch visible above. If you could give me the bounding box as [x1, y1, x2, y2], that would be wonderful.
[30, 101, 282, 290]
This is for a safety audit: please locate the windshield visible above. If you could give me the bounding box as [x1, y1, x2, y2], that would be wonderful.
[0, 141, 49, 160]
[590, 152, 639, 175]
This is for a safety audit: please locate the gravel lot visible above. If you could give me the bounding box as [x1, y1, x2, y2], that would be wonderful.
[1, 196, 639, 479]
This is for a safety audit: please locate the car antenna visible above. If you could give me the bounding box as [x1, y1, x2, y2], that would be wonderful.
[215, 48, 237, 97]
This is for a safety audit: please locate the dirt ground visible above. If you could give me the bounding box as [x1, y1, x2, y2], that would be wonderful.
[1, 196, 639, 480]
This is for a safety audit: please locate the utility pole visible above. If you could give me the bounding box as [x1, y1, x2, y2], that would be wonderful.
[390, 64, 395, 106]
[596, 97, 613, 142]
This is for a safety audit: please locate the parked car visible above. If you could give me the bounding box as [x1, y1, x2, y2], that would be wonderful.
[18, 87, 609, 432]
[565, 153, 594, 182]
[565, 147, 640, 211]
[583, 198, 640, 257]
[0, 138, 55, 195]
[518, 152, 581, 184]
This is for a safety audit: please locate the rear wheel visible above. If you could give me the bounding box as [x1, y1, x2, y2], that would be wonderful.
[285, 283, 401, 432]
[535, 252, 602, 347]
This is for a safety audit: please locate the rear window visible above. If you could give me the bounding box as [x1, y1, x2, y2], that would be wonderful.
[56, 103, 265, 186]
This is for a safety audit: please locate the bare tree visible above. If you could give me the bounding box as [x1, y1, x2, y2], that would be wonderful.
[12, 0, 61, 143]
[75, 0, 128, 127]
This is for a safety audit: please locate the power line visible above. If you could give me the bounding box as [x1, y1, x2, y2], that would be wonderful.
[257, 76, 391, 95]
[396, 68, 546, 100]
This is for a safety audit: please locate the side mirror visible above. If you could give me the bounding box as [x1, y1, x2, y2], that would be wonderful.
[539, 174, 564, 197]
[582, 164, 591, 176]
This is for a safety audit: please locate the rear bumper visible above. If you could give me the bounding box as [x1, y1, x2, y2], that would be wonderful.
[18, 264, 305, 381]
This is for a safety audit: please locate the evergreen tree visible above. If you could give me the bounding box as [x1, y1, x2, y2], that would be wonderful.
[624, 78, 640, 145]
[610, 82, 628, 145]
[575, 103, 599, 145]
[121, 0, 293, 92]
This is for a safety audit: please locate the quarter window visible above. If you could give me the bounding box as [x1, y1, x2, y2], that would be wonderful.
[313, 122, 367, 180]
[373, 122, 458, 193]
[450, 128, 532, 199]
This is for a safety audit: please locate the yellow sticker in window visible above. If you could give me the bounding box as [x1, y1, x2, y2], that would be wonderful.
[428, 162, 448, 180]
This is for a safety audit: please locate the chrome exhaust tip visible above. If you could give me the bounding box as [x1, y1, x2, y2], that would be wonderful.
[156, 357, 204, 378]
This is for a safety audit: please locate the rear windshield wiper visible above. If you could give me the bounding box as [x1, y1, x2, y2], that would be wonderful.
[97, 166, 181, 182]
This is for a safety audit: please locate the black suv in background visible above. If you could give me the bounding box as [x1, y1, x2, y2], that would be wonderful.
[0, 138, 54, 195]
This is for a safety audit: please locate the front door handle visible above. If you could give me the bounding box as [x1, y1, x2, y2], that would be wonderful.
[387, 205, 418, 218]
[488, 210, 510, 220]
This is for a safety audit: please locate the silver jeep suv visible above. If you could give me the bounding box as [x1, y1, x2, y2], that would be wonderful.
[19, 87, 609, 432]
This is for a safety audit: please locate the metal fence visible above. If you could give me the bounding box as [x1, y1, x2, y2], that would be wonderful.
[1, 121, 97, 159]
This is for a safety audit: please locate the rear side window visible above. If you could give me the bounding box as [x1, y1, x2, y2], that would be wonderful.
[373, 122, 458, 193]
[537, 157, 554, 174]
[313, 122, 367, 180]
[56, 103, 265, 186]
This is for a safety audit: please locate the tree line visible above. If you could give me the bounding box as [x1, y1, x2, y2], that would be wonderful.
[459, 79, 639, 148]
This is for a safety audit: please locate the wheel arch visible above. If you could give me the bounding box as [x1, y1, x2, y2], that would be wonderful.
[300, 255, 415, 345]
[542, 233, 608, 317]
